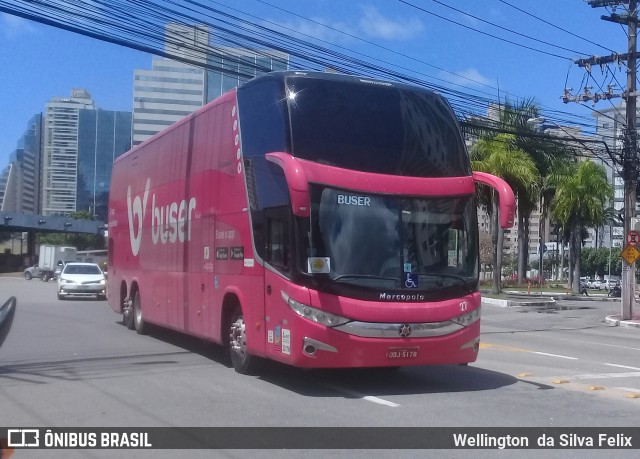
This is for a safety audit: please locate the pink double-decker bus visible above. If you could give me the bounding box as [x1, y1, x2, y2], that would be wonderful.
[107, 71, 514, 373]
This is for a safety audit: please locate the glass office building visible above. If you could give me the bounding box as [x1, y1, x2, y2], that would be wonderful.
[0, 114, 43, 213]
[77, 109, 132, 222]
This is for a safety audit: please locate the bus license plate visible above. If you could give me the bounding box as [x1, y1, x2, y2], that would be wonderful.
[386, 347, 419, 359]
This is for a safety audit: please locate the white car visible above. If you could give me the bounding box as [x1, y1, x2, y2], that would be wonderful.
[603, 279, 620, 291]
[588, 279, 603, 290]
[57, 262, 107, 300]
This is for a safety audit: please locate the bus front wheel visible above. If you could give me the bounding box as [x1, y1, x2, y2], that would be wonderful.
[228, 307, 257, 374]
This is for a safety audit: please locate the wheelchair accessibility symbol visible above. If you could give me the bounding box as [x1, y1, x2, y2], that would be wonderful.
[405, 273, 419, 289]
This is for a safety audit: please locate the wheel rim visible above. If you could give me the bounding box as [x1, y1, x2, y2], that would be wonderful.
[134, 293, 142, 325]
[229, 315, 247, 363]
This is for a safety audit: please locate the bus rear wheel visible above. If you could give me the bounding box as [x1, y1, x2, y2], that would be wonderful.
[123, 300, 134, 330]
[228, 307, 257, 374]
[133, 290, 147, 335]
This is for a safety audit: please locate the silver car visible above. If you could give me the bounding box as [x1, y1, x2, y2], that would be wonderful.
[57, 262, 107, 300]
[23, 264, 41, 280]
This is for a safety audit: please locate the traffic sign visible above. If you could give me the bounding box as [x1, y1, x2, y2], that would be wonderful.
[620, 244, 640, 265]
[627, 230, 640, 246]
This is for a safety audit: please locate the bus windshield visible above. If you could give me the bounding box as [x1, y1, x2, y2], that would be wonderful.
[286, 76, 470, 178]
[302, 185, 478, 295]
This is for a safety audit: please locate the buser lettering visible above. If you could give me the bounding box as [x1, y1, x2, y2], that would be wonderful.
[127, 177, 198, 255]
[152, 195, 196, 244]
[337, 194, 371, 206]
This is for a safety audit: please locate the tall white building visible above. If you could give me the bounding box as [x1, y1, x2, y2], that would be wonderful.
[132, 24, 209, 146]
[132, 23, 289, 146]
[132, 58, 207, 145]
[41, 89, 95, 216]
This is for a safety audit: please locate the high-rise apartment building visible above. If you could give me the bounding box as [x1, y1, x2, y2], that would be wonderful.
[41, 89, 96, 216]
[41, 89, 131, 218]
[132, 23, 289, 146]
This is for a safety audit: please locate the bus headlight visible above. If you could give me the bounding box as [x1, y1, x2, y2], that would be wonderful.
[451, 307, 481, 327]
[281, 291, 350, 327]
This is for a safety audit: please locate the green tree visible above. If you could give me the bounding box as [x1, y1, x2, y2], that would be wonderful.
[471, 133, 539, 294]
[467, 99, 573, 284]
[551, 161, 614, 293]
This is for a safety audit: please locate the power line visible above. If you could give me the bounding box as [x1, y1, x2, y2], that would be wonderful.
[254, 0, 499, 93]
[398, 0, 574, 60]
[498, 0, 616, 53]
[0, 0, 610, 145]
[430, 0, 591, 56]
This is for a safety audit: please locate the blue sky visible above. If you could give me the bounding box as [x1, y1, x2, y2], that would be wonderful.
[0, 0, 632, 166]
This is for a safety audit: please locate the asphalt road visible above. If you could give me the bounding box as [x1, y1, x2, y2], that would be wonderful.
[1, 275, 639, 458]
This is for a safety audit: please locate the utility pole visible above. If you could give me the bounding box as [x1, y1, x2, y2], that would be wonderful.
[567, 0, 637, 320]
[623, 0, 638, 321]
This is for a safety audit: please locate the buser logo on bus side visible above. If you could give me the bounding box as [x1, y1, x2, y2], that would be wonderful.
[126, 178, 197, 256]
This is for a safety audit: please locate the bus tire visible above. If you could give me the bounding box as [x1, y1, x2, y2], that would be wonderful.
[41, 273, 50, 282]
[228, 306, 257, 374]
[123, 300, 134, 330]
[133, 290, 147, 335]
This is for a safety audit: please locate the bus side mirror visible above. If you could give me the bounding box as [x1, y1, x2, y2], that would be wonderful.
[265, 152, 310, 217]
[472, 171, 515, 229]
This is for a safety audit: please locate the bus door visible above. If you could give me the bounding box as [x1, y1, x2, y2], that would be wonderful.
[261, 205, 293, 356]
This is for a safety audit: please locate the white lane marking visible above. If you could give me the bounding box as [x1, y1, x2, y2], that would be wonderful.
[572, 372, 640, 380]
[529, 335, 640, 352]
[605, 363, 640, 371]
[615, 387, 640, 393]
[324, 384, 399, 407]
[363, 396, 401, 407]
[533, 352, 578, 360]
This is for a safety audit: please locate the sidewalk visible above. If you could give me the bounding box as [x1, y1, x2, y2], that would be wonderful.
[482, 289, 640, 329]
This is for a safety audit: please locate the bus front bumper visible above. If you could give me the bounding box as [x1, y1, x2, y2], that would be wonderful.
[266, 319, 480, 368]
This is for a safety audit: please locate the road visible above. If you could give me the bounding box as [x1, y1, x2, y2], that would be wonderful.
[1, 275, 639, 458]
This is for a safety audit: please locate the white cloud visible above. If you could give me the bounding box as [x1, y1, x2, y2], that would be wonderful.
[358, 6, 424, 41]
[444, 68, 493, 88]
[1, 13, 37, 39]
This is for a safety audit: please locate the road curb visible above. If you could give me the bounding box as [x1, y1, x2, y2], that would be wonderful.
[604, 315, 640, 328]
[481, 296, 556, 308]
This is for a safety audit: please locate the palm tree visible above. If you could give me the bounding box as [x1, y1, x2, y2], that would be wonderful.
[496, 99, 573, 283]
[466, 99, 573, 284]
[550, 160, 614, 293]
[471, 133, 539, 294]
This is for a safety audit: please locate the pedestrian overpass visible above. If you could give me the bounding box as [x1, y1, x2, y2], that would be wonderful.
[0, 211, 107, 267]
